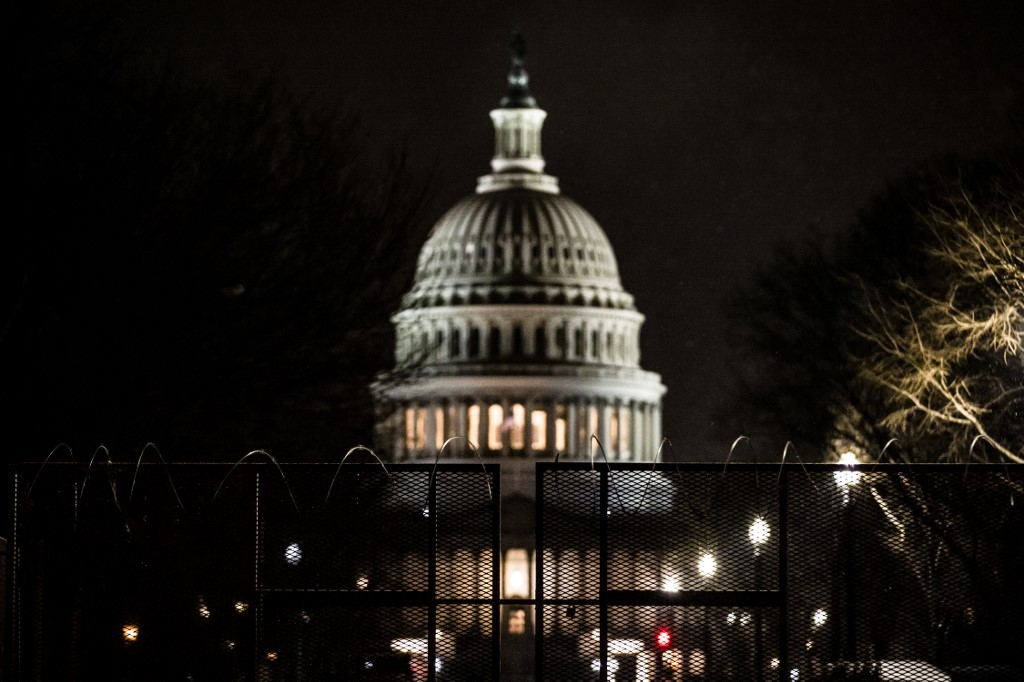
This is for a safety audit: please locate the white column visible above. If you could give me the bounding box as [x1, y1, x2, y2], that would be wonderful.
[566, 401, 578, 458]
[425, 400, 437, 454]
[455, 400, 467, 450]
[546, 400, 557, 455]
[501, 399, 511, 457]
[599, 401, 612, 460]
[393, 405, 406, 460]
[472, 400, 484, 454]
[652, 403, 663, 459]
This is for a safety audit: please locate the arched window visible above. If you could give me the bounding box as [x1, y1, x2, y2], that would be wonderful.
[555, 325, 566, 357]
[469, 327, 481, 357]
[591, 329, 600, 359]
[574, 328, 583, 360]
[450, 327, 462, 359]
[534, 326, 548, 359]
[511, 326, 524, 357]
[489, 326, 502, 358]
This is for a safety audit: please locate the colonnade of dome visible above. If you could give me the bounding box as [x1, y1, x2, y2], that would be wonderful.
[375, 40, 664, 472]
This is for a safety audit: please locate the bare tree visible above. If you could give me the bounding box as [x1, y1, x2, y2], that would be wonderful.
[723, 153, 1023, 461]
[856, 172, 1024, 461]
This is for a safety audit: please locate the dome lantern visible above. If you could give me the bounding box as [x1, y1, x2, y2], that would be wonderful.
[481, 33, 557, 191]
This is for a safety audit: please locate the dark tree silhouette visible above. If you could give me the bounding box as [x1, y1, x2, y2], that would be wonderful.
[5, 1, 430, 461]
[722, 152, 1023, 462]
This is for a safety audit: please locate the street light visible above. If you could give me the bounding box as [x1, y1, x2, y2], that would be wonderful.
[697, 552, 717, 579]
[833, 452, 861, 507]
[697, 552, 716, 677]
[749, 518, 770, 682]
[833, 452, 860, 662]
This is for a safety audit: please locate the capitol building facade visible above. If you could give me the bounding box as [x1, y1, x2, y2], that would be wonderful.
[376, 43, 665, 485]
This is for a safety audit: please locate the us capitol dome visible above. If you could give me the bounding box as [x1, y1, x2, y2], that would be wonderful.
[375, 38, 665, 494]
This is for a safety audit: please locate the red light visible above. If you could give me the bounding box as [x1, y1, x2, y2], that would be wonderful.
[655, 628, 671, 649]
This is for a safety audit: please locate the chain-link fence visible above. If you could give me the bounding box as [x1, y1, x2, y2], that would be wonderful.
[8, 461, 500, 681]
[538, 463, 1023, 682]
[6, 461, 1023, 681]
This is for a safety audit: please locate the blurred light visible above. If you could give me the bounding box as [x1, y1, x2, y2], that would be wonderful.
[435, 657, 443, 673]
[609, 638, 644, 655]
[364, 660, 374, 669]
[655, 628, 671, 649]
[225, 640, 235, 650]
[661, 576, 680, 592]
[590, 658, 620, 672]
[356, 574, 369, 590]
[771, 657, 780, 669]
[391, 638, 427, 655]
[749, 517, 771, 546]
[301, 611, 311, 623]
[285, 542, 302, 565]
[791, 668, 800, 681]
[697, 552, 717, 579]
[265, 651, 279, 662]
[726, 612, 737, 624]
[834, 452, 862, 489]
[234, 601, 248, 613]
[688, 650, 706, 676]
[122, 624, 139, 642]
[806, 638, 814, 650]
[740, 612, 752, 626]
[198, 604, 211, 619]
[503, 548, 530, 598]
[812, 608, 828, 628]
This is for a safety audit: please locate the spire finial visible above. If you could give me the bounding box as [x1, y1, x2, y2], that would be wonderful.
[501, 31, 536, 108]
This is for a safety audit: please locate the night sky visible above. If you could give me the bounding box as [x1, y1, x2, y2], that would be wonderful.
[121, 0, 1021, 456]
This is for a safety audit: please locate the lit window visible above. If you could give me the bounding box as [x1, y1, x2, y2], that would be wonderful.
[415, 408, 426, 450]
[508, 608, 527, 635]
[435, 406, 445, 450]
[510, 404, 526, 450]
[555, 418, 567, 452]
[610, 410, 619, 455]
[589, 406, 599, 443]
[620, 410, 630, 455]
[530, 411, 547, 450]
[488, 404, 503, 450]
[504, 548, 530, 598]
[467, 405, 480, 448]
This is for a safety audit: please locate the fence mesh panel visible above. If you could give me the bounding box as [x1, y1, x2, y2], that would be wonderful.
[7, 461, 1022, 681]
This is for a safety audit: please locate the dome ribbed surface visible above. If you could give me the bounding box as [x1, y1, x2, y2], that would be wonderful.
[411, 189, 623, 292]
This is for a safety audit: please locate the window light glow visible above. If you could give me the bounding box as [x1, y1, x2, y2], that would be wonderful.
[487, 404, 503, 450]
[530, 410, 547, 450]
[467, 405, 480, 447]
[434, 407, 445, 450]
[122, 624, 139, 642]
[555, 418, 567, 451]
